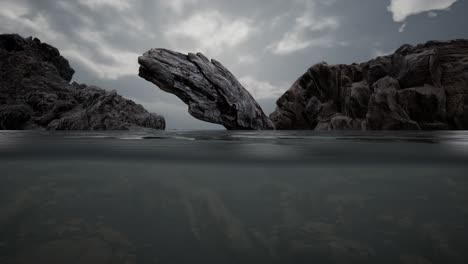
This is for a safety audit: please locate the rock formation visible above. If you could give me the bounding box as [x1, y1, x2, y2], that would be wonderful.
[138, 49, 273, 130]
[0, 34, 165, 130]
[4, 33, 466, 131]
[270, 39, 468, 130]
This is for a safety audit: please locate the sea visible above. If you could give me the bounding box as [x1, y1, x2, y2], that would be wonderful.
[0, 130, 467, 264]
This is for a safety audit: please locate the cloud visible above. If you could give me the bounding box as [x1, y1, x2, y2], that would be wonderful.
[65, 5, 148, 79]
[160, 0, 199, 14]
[0, 1, 61, 42]
[239, 76, 284, 100]
[63, 49, 140, 80]
[267, 5, 340, 55]
[0, 0, 148, 80]
[78, 0, 133, 11]
[1, 0, 29, 15]
[268, 35, 339, 55]
[237, 55, 257, 65]
[398, 22, 407, 33]
[165, 10, 251, 56]
[372, 48, 392, 58]
[388, 0, 458, 22]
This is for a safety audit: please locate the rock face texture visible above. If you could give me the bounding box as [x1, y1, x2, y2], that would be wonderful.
[0, 34, 165, 130]
[138, 49, 273, 130]
[270, 40, 468, 130]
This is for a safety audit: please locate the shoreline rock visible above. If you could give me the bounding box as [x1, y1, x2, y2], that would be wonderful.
[3, 33, 467, 131]
[270, 39, 468, 130]
[138, 49, 273, 130]
[0, 34, 165, 130]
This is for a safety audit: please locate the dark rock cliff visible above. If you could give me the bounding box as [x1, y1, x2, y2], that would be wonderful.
[270, 40, 468, 130]
[0, 34, 165, 130]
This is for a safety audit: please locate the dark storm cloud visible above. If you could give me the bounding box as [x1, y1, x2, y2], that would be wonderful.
[1, 0, 467, 129]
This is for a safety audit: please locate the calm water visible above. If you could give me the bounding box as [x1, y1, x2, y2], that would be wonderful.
[1, 130, 468, 264]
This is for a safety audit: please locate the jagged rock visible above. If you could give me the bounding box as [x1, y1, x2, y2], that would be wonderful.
[344, 81, 371, 119]
[0, 34, 165, 130]
[396, 86, 447, 129]
[329, 115, 362, 130]
[138, 49, 273, 130]
[392, 47, 442, 89]
[271, 63, 364, 130]
[271, 39, 468, 130]
[367, 77, 420, 130]
[47, 84, 165, 130]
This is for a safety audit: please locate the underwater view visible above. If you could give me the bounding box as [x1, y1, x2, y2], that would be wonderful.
[2, 0, 468, 263]
[1, 131, 468, 264]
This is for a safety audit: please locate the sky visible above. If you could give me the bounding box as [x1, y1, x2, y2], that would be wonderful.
[1, 0, 467, 130]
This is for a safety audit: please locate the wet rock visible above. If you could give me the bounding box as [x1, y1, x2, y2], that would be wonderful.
[344, 81, 371, 119]
[0, 34, 165, 130]
[396, 86, 447, 129]
[451, 95, 468, 129]
[364, 56, 392, 87]
[367, 77, 420, 130]
[271, 39, 468, 130]
[271, 63, 362, 130]
[0, 104, 33, 129]
[47, 87, 165, 130]
[329, 115, 362, 130]
[392, 48, 442, 89]
[138, 49, 273, 130]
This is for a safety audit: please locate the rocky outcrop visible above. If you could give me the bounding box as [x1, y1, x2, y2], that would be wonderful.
[0, 34, 165, 130]
[138, 49, 273, 130]
[270, 39, 468, 130]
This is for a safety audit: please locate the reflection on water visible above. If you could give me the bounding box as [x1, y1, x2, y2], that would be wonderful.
[0, 131, 468, 264]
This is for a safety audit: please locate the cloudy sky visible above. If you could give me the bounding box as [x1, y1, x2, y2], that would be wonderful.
[1, 0, 467, 130]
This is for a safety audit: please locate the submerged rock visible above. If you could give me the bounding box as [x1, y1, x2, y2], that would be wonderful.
[138, 49, 273, 130]
[271, 39, 468, 130]
[0, 34, 165, 130]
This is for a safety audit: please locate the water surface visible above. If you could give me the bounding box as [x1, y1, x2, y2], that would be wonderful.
[1, 131, 468, 264]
